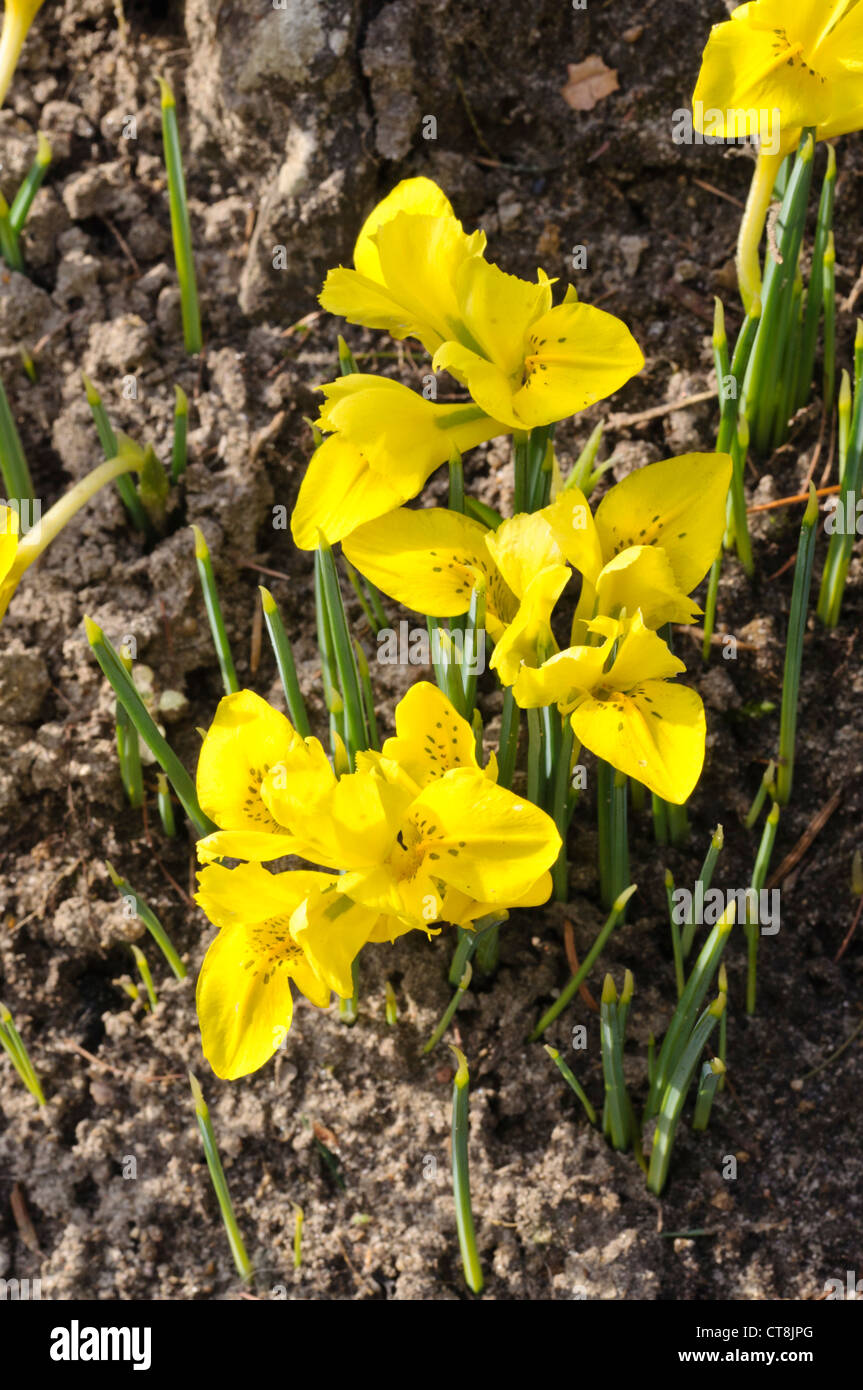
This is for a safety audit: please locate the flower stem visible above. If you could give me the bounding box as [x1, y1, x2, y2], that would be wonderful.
[736, 148, 784, 313]
[10, 444, 143, 587]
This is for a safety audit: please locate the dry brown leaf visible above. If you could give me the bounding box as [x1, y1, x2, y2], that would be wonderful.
[561, 55, 619, 112]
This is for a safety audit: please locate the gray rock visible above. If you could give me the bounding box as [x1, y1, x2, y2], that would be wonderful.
[0, 642, 50, 724]
[62, 163, 145, 223]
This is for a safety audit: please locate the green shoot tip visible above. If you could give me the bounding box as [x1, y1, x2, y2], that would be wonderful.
[81, 372, 101, 406]
[259, 585, 276, 614]
[601, 974, 617, 1005]
[449, 1045, 469, 1087]
[174, 384, 188, 415]
[613, 883, 637, 913]
[83, 614, 103, 645]
[104, 860, 123, 889]
[188, 1070, 205, 1110]
[191, 524, 209, 560]
[157, 76, 175, 108]
[803, 482, 819, 527]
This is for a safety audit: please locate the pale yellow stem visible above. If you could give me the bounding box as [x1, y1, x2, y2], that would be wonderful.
[8, 451, 140, 582]
[737, 149, 784, 314]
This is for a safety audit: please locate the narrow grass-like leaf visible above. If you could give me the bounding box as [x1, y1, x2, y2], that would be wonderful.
[544, 1044, 597, 1125]
[317, 536, 367, 761]
[81, 374, 150, 533]
[647, 903, 735, 1119]
[647, 994, 725, 1195]
[159, 78, 202, 355]
[130, 944, 158, 1010]
[450, 1048, 483, 1295]
[665, 869, 684, 1000]
[85, 617, 215, 838]
[529, 884, 637, 1042]
[170, 384, 188, 483]
[107, 861, 186, 980]
[0, 191, 23, 271]
[746, 801, 780, 1015]
[259, 586, 311, 737]
[776, 485, 819, 805]
[424, 962, 472, 1054]
[189, 1071, 253, 1283]
[600, 975, 630, 1150]
[0, 1001, 45, 1106]
[156, 771, 176, 837]
[0, 372, 33, 504]
[9, 130, 51, 235]
[681, 824, 724, 959]
[192, 526, 238, 695]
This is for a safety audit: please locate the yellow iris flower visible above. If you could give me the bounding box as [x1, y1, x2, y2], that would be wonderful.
[513, 612, 706, 804]
[290, 374, 506, 549]
[432, 255, 645, 430]
[320, 176, 644, 430]
[542, 452, 732, 635]
[193, 683, 561, 1077]
[693, 1, 863, 307]
[693, 0, 863, 155]
[195, 863, 385, 1079]
[0, 0, 45, 107]
[319, 176, 488, 354]
[342, 505, 571, 685]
